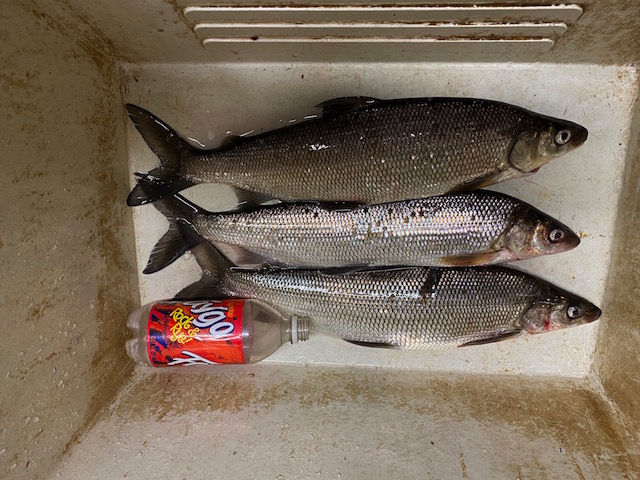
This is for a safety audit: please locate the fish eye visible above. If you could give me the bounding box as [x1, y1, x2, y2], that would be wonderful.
[548, 228, 565, 242]
[567, 304, 583, 319]
[554, 129, 572, 146]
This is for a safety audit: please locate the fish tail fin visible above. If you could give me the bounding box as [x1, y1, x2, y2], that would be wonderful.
[173, 219, 232, 299]
[144, 193, 211, 274]
[126, 104, 198, 206]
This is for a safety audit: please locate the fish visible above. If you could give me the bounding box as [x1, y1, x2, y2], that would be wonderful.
[173, 224, 600, 350]
[145, 189, 579, 273]
[125, 97, 588, 207]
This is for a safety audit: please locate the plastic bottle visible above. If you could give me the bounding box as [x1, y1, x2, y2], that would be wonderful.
[126, 298, 308, 366]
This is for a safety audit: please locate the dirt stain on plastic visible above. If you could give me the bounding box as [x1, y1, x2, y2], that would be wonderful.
[110, 365, 639, 476]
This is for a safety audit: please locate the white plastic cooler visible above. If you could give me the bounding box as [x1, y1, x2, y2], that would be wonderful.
[2, 1, 639, 478]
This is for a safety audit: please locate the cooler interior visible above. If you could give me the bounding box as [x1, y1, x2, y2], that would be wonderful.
[2, 1, 639, 478]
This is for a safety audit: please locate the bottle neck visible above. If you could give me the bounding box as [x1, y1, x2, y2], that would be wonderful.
[290, 316, 310, 344]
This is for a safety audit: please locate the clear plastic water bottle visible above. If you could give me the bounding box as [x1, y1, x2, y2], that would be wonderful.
[126, 298, 309, 366]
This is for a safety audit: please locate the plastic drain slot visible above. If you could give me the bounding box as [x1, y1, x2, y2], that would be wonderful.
[180, 4, 583, 51]
[194, 23, 568, 40]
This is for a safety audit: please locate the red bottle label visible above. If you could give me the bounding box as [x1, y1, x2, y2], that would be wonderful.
[146, 300, 246, 366]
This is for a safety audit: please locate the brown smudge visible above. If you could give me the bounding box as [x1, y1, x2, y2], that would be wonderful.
[459, 451, 468, 479]
[0, 72, 29, 90]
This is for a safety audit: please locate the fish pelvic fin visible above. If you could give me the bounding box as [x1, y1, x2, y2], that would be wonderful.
[173, 219, 233, 299]
[144, 194, 209, 274]
[126, 104, 198, 205]
[344, 339, 398, 349]
[459, 329, 522, 347]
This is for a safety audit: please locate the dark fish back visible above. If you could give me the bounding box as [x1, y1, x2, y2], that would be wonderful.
[185, 99, 527, 203]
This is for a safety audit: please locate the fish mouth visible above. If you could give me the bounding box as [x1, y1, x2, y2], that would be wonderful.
[562, 228, 581, 251]
[582, 304, 602, 324]
[569, 125, 588, 148]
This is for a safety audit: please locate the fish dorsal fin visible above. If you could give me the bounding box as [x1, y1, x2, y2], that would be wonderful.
[316, 96, 381, 118]
[459, 329, 522, 347]
[213, 242, 286, 270]
[344, 339, 398, 349]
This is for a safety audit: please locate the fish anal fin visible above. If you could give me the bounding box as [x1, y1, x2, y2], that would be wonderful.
[213, 242, 286, 270]
[459, 329, 522, 347]
[344, 339, 398, 349]
[316, 96, 381, 118]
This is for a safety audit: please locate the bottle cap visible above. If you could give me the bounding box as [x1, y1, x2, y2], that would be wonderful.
[292, 316, 309, 343]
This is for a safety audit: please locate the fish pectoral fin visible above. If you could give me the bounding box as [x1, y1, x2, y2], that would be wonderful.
[344, 339, 398, 349]
[316, 96, 381, 117]
[319, 201, 364, 212]
[440, 251, 504, 267]
[213, 242, 286, 270]
[459, 329, 522, 347]
[232, 187, 282, 211]
[446, 172, 506, 194]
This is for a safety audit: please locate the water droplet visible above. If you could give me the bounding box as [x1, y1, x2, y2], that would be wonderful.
[33, 416, 40, 423]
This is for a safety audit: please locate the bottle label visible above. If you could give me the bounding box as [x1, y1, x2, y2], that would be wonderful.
[146, 300, 246, 366]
